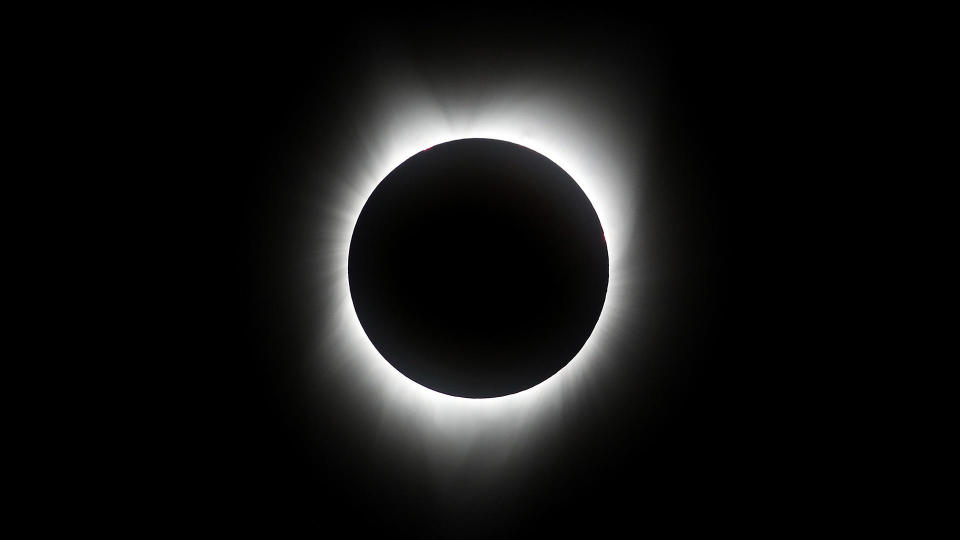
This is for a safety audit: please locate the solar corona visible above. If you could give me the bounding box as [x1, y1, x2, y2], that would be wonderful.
[312, 79, 645, 461]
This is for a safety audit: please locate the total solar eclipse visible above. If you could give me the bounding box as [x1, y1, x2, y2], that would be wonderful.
[348, 138, 608, 398]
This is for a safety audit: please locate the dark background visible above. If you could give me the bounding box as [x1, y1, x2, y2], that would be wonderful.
[133, 14, 824, 535]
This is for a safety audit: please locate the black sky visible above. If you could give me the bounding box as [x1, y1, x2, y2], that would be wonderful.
[136, 14, 823, 535]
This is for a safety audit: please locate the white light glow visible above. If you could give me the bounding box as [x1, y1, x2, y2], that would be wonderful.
[308, 67, 648, 475]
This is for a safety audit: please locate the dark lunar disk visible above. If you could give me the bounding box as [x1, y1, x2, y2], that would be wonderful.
[348, 138, 608, 398]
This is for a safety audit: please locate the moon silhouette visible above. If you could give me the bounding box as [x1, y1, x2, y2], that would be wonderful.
[348, 138, 608, 398]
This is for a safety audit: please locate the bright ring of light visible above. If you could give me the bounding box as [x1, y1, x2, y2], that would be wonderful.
[312, 76, 646, 463]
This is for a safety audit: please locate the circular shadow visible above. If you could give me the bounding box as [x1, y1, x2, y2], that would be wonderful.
[349, 138, 608, 398]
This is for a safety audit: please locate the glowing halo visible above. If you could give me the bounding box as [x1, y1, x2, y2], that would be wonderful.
[309, 73, 648, 468]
